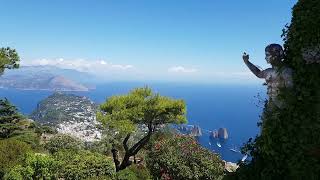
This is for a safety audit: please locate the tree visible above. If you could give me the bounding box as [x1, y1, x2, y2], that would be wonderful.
[0, 47, 20, 76]
[97, 87, 187, 171]
[147, 134, 224, 180]
[0, 98, 24, 138]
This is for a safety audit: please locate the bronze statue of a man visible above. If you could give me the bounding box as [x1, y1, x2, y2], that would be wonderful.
[243, 44, 293, 108]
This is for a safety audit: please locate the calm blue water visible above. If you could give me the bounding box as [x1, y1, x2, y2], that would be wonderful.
[0, 82, 266, 162]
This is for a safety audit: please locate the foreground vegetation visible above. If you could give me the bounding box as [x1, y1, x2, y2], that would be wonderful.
[1, 0, 318, 179]
[0, 88, 224, 179]
[0, 117, 224, 179]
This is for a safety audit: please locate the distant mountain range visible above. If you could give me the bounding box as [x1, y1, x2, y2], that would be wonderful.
[0, 66, 98, 91]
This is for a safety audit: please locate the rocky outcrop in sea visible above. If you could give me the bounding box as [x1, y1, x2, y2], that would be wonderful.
[218, 128, 228, 139]
[210, 128, 228, 139]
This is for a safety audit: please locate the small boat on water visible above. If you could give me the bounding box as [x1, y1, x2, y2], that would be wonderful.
[230, 148, 238, 153]
[209, 142, 212, 146]
[230, 145, 240, 153]
[241, 154, 248, 162]
[216, 142, 222, 148]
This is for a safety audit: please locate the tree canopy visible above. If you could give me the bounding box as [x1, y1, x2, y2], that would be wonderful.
[97, 87, 187, 171]
[0, 98, 24, 138]
[0, 47, 20, 76]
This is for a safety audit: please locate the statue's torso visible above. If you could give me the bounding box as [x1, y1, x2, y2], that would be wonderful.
[263, 67, 293, 100]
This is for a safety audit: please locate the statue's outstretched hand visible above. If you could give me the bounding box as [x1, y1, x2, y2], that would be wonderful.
[243, 52, 249, 61]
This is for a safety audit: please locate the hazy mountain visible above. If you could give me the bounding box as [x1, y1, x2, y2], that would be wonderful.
[0, 65, 102, 91]
[1, 65, 99, 85]
[0, 74, 89, 91]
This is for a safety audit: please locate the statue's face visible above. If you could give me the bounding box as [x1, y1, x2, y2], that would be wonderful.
[265, 50, 280, 65]
[265, 44, 284, 66]
[265, 51, 273, 63]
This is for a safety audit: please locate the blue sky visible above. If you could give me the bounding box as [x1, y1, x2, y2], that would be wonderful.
[0, 0, 297, 83]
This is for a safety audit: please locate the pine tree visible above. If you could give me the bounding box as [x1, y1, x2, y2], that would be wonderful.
[0, 98, 23, 138]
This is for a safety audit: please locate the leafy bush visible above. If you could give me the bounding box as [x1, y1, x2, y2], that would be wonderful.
[115, 164, 151, 180]
[3, 165, 30, 180]
[9, 131, 40, 149]
[116, 167, 139, 180]
[0, 139, 32, 178]
[45, 134, 83, 154]
[147, 135, 224, 180]
[53, 149, 115, 179]
[85, 135, 113, 155]
[116, 165, 151, 180]
[4, 153, 59, 180]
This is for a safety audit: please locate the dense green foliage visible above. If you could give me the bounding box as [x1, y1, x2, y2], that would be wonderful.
[4, 150, 115, 180]
[232, 0, 320, 179]
[116, 165, 151, 180]
[0, 99, 24, 138]
[53, 150, 115, 179]
[98, 87, 187, 171]
[0, 139, 32, 178]
[45, 134, 84, 154]
[9, 130, 40, 149]
[0, 47, 20, 76]
[147, 134, 224, 180]
[86, 135, 114, 155]
[4, 153, 59, 180]
[0, 99, 43, 148]
[98, 87, 186, 134]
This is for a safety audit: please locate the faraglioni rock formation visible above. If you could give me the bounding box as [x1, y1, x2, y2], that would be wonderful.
[210, 129, 219, 139]
[218, 128, 228, 139]
[190, 125, 202, 137]
[210, 128, 228, 139]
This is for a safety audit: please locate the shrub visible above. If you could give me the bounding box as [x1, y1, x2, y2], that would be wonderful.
[9, 131, 40, 149]
[0, 139, 32, 178]
[45, 134, 83, 154]
[127, 165, 152, 180]
[115, 164, 152, 180]
[147, 135, 224, 180]
[4, 153, 59, 180]
[53, 149, 115, 179]
[85, 136, 113, 155]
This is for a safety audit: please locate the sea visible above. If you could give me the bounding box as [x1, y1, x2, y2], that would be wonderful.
[0, 82, 266, 162]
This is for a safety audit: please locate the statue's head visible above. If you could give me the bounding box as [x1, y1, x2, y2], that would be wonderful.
[265, 44, 284, 66]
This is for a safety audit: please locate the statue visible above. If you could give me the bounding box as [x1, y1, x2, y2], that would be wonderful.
[242, 44, 293, 108]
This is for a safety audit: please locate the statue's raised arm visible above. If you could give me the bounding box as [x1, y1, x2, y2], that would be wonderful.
[242, 52, 265, 78]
